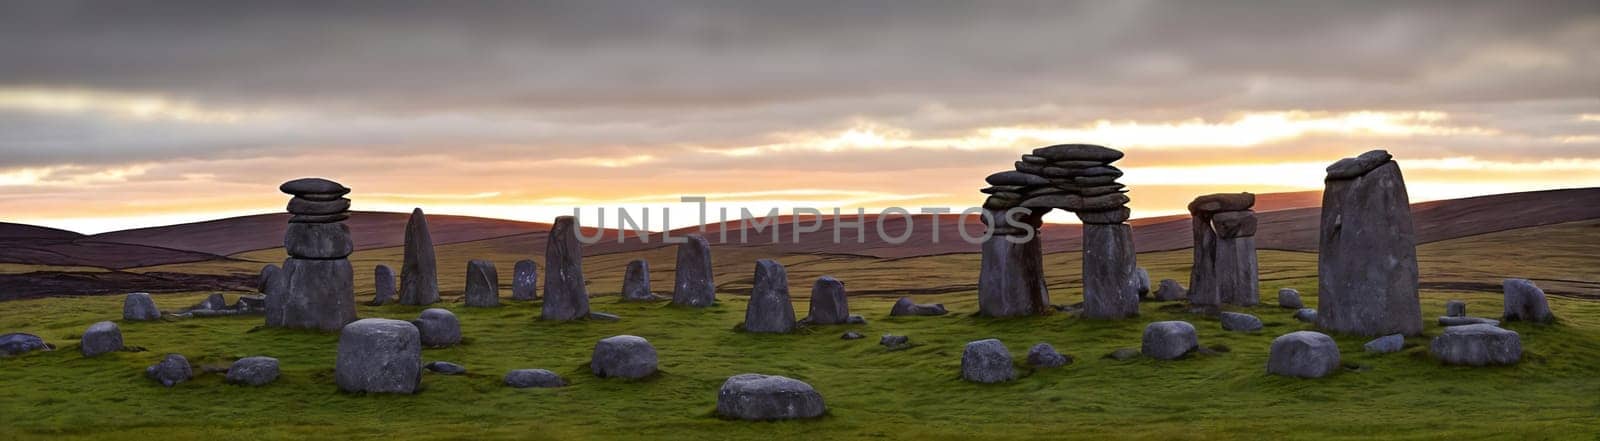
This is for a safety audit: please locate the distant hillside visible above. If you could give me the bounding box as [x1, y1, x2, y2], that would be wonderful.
[90, 211, 550, 256]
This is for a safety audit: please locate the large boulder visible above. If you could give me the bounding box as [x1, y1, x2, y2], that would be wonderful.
[1026, 342, 1070, 368]
[1502, 279, 1554, 323]
[1267, 331, 1341, 378]
[1153, 279, 1187, 301]
[1141, 321, 1198, 360]
[335, 319, 422, 394]
[123, 292, 161, 321]
[464, 260, 500, 307]
[803, 276, 850, 325]
[960, 338, 1016, 383]
[145, 353, 192, 387]
[510, 259, 538, 300]
[590, 335, 658, 379]
[411, 308, 461, 348]
[1430, 324, 1521, 366]
[671, 234, 717, 307]
[1220, 312, 1263, 332]
[716, 374, 826, 421]
[741, 260, 796, 333]
[225, 356, 280, 386]
[80, 321, 123, 357]
[541, 216, 590, 321]
[0, 333, 51, 356]
[621, 259, 664, 302]
[889, 297, 948, 316]
[505, 369, 567, 388]
[370, 264, 396, 306]
[278, 258, 358, 332]
[398, 208, 440, 306]
[1317, 151, 1422, 336]
[1082, 223, 1140, 319]
[1278, 288, 1303, 309]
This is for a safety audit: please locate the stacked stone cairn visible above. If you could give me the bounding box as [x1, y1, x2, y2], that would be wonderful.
[1316, 150, 1422, 336]
[1187, 192, 1259, 306]
[978, 144, 1137, 319]
[270, 178, 358, 332]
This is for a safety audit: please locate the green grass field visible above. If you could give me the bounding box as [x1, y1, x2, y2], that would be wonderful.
[2, 221, 1598, 440]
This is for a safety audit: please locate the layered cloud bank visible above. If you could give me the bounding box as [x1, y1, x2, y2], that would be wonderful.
[0, 1, 1596, 233]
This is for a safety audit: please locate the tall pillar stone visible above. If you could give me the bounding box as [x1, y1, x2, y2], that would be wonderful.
[1081, 223, 1139, 319]
[464, 259, 499, 307]
[1317, 150, 1422, 336]
[1186, 193, 1256, 306]
[542, 216, 590, 321]
[671, 234, 716, 307]
[261, 264, 286, 327]
[273, 178, 358, 332]
[370, 264, 396, 306]
[977, 208, 1049, 318]
[510, 259, 538, 300]
[398, 208, 440, 306]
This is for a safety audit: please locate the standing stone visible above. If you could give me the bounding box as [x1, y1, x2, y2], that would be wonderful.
[1445, 300, 1467, 318]
[716, 374, 827, 421]
[464, 260, 500, 307]
[370, 264, 396, 306]
[590, 335, 659, 379]
[399, 208, 440, 306]
[276, 178, 358, 332]
[279, 258, 357, 332]
[80, 321, 123, 357]
[978, 208, 1049, 317]
[961, 339, 1016, 383]
[412, 308, 461, 348]
[542, 216, 590, 321]
[1278, 288, 1303, 309]
[671, 234, 716, 307]
[1430, 324, 1521, 366]
[335, 319, 422, 394]
[145, 354, 192, 387]
[1082, 223, 1139, 319]
[1502, 278, 1554, 323]
[1317, 150, 1422, 336]
[1267, 331, 1341, 378]
[123, 292, 161, 321]
[742, 259, 796, 333]
[621, 259, 663, 302]
[1153, 279, 1187, 301]
[1134, 267, 1152, 299]
[1141, 321, 1198, 360]
[1188, 194, 1258, 307]
[226, 356, 281, 386]
[804, 276, 850, 325]
[261, 264, 286, 327]
[510, 259, 538, 301]
[1214, 219, 1259, 306]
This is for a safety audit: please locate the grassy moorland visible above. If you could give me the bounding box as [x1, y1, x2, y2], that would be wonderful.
[1, 221, 1598, 440]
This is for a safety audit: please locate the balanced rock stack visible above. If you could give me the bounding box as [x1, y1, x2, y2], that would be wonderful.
[1187, 193, 1259, 306]
[977, 144, 1137, 319]
[1317, 150, 1422, 336]
[270, 178, 358, 332]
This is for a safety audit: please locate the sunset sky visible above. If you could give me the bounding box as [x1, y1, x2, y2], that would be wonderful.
[1, 1, 1597, 234]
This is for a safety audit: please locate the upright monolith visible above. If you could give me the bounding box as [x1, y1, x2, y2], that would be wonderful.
[371, 264, 396, 306]
[742, 259, 796, 333]
[1316, 150, 1422, 336]
[1188, 193, 1259, 306]
[541, 216, 590, 321]
[804, 276, 850, 325]
[511, 259, 538, 300]
[621, 259, 663, 301]
[977, 208, 1049, 318]
[398, 208, 440, 306]
[671, 234, 716, 307]
[464, 260, 499, 307]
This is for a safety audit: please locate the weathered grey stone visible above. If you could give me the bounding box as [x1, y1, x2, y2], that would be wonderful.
[285, 196, 350, 216]
[1133, 267, 1151, 299]
[1325, 149, 1394, 180]
[716, 374, 826, 421]
[1430, 324, 1521, 366]
[978, 210, 1049, 317]
[1215, 235, 1259, 306]
[1278, 288, 1303, 309]
[671, 234, 716, 307]
[1220, 312, 1263, 332]
[1082, 223, 1139, 319]
[424, 361, 466, 375]
[1364, 334, 1405, 354]
[1154, 279, 1187, 301]
[985, 170, 1052, 186]
[1267, 331, 1341, 378]
[146, 353, 192, 387]
[234, 294, 265, 312]
[1026, 343, 1070, 368]
[591, 335, 658, 379]
[370, 264, 395, 306]
[505, 369, 566, 388]
[197, 293, 228, 311]
[261, 264, 287, 327]
[288, 213, 350, 223]
[1318, 157, 1422, 336]
[279, 178, 349, 197]
[511, 259, 538, 300]
[879, 334, 910, 350]
[1294, 308, 1318, 323]
[226, 356, 280, 386]
[841, 331, 864, 340]
[890, 297, 948, 316]
[1211, 210, 1258, 238]
[335, 318, 422, 394]
[1141, 321, 1198, 360]
[278, 258, 358, 332]
[283, 222, 353, 259]
[1108, 348, 1140, 360]
[588, 311, 621, 321]
[1020, 192, 1130, 212]
[1188, 216, 1220, 306]
[80, 321, 122, 357]
[463, 260, 500, 307]
[1502, 278, 1554, 323]
[621, 259, 664, 302]
[411, 308, 461, 348]
[804, 276, 850, 325]
[742, 259, 796, 333]
[960, 339, 1016, 383]
[123, 292, 161, 321]
[1445, 300, 1466, 317]
[1075, 207, 1131, 224]
[542, 216, 590, 321]
[0, 333, 50, 356]
[1031, 144, 1124, 162]
[1439, 316, 1500, 327]
[399, 208, 440, 306]
[1187, 193, 1256, 214]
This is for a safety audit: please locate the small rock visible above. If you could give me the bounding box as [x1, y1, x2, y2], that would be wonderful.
[198, 293, 228, 311]
[278, 178, 350, 196]
[879, 334, 910, 350]
[889, 297, 949, 316]
[1439, 316, 1500, 327]
[716, 374, 826, 421]
[840, 331, 864, 340]
[846, 315, 868, 325]
[505, 369, 567, 388]
[1430, 324, 1521, 366]
[1220, 312, 1263, 332]
[1141, 321, 1198, 360]
[123, 292, 161, 321]
[425, 361, 466, 375]
[225, 356, 280, 386]
[1293, 308, 1318, 323]
[1364, 334, 1405, 354]
[1026, 343, 1070, 368]
[146, 353, 193, 387]
[588, 312, 621, 321]
[335, 318, 423, 394]
[1031, 144, 1124, 162]
[1278, 288, 1303, 309]
[1502, 278, 1555, 323]
[0, 333, 51, 356]
[1107, 348, 1140, 360]
[411, 308, 461, 348]
[591, 335, 658, 379]
[1153, 279, 1187, 302]
[80, 321, 123, 357]
[960, 339, 1016, 383]
[1267, 331, 1341, 378]
[1445, 300, 1466, 318]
